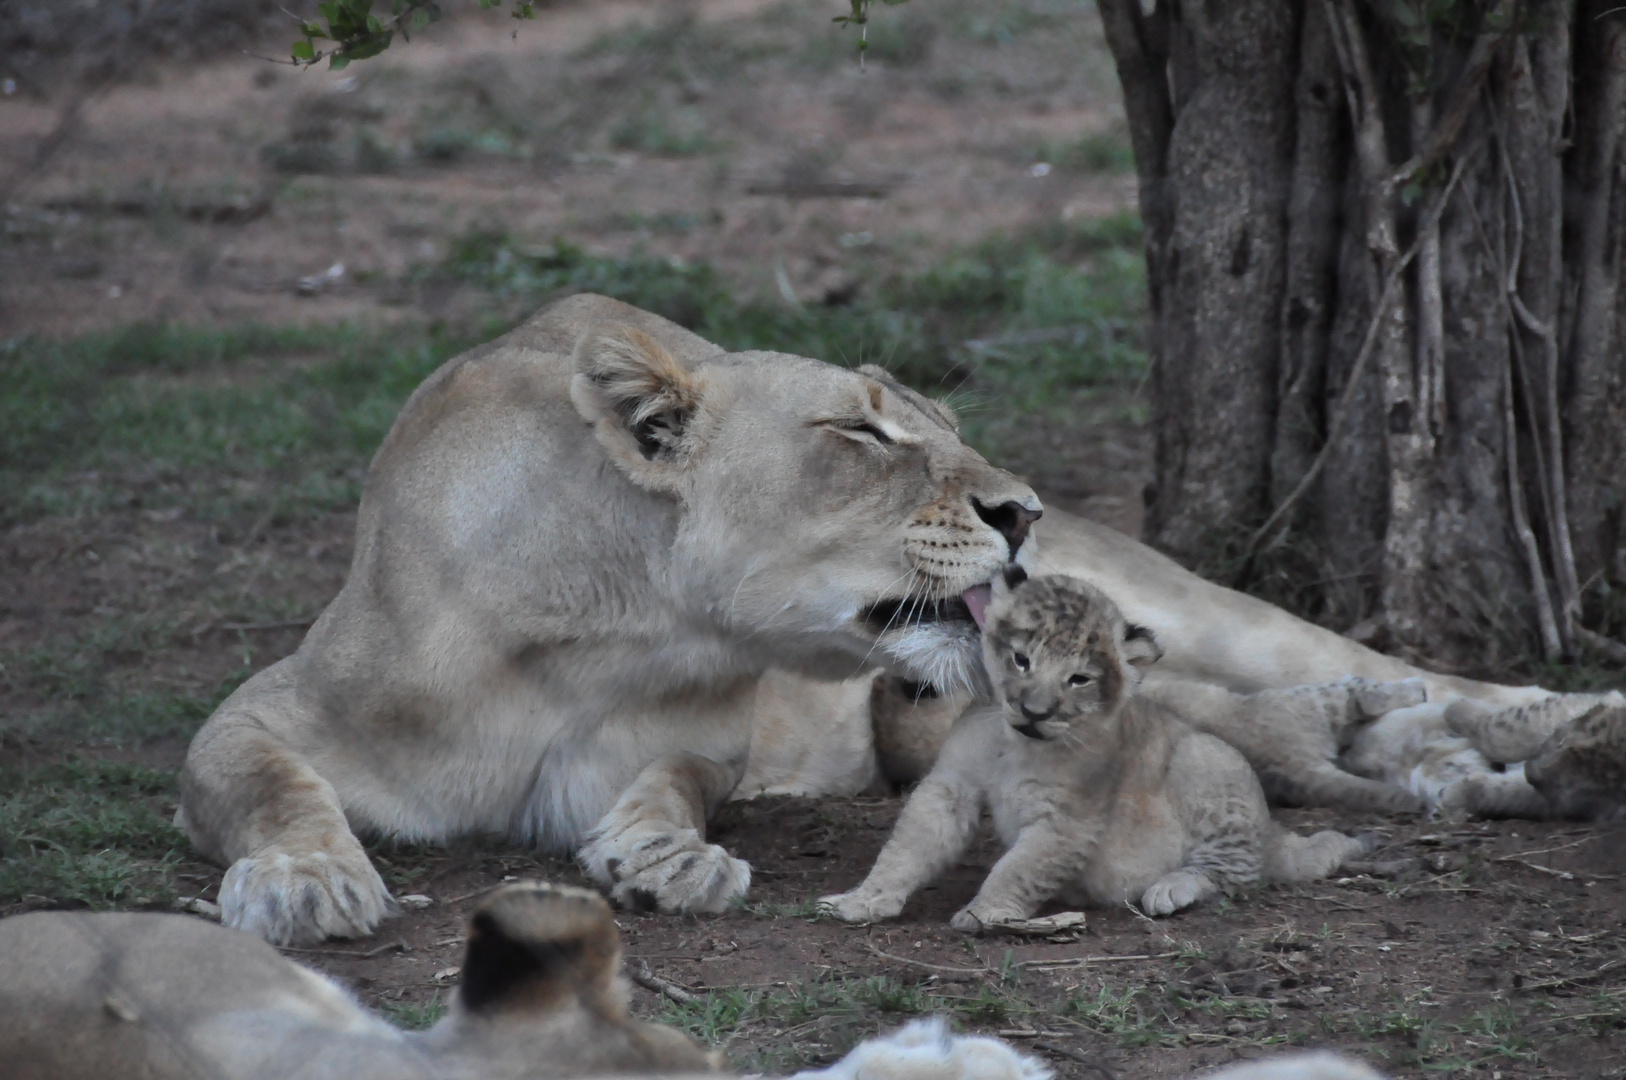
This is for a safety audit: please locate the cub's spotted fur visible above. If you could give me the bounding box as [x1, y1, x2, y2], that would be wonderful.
[821, 571, 1371, 927]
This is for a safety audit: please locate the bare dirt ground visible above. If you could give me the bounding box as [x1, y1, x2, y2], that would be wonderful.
[3, 2, 1624, 1077]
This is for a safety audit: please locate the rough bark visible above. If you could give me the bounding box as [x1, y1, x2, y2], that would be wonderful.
[1099, 0, 1626, 673]
[1131, 0, 1301, 564]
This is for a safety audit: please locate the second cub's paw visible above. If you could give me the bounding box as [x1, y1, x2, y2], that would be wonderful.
[580, 828, 750, 914]
[220, 840, 395, 946]
[818, 889, 905, 924]
[1139, 871, 1213, 917]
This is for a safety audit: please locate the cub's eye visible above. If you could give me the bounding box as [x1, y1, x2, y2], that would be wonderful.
[1067, 673, 1093, 687]
[1012, 652, 1030, 672]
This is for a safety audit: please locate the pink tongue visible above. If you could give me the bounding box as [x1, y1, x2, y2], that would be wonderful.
[962, 584, 992, 630]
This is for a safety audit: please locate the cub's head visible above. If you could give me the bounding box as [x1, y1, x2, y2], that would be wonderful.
[572, 323, 1041, 693]
[427, 882, 723, 1074]
[980, 568, 1162, 741]
[1524, 701, 1626, 821]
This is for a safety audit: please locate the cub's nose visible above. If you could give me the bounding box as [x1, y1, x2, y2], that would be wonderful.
[974, 499, 1043, 558]
[1019, 702, 1055, 724]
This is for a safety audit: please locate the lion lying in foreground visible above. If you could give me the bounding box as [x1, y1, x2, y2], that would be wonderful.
[0, 883, 1382, 1080]
[0, 882, 1046, 1080]
[180, 294, 1585, 949]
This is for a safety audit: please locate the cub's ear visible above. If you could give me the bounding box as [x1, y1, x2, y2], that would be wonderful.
[1001, 564, 1029, 590]
[1122, 624, 1163, 669]
[570, 325, 704, 495]
[458, 882, 623, 1015]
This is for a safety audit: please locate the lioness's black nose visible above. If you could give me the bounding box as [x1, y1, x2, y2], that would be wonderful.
[974, 499, 1043, 557]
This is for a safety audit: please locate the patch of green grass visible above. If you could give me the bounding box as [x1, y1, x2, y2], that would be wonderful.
[0, 758, 189, 910]
[610, 99, 718, 156]
[432, 211, 1147, 457]
[1037, 129, 1136, 174]
[0, 323, 477, 524]
[1062, 982, 1180, 1047]
[380, 993, 447, 1030]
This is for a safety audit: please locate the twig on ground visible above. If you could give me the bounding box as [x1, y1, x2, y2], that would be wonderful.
[866, 943, 991, 975]
[633, 960, 699, 1004]
[278, 938, 410, 958]
[1033, 1040, 1117, 1079]
[1020, 951, 1180, 971]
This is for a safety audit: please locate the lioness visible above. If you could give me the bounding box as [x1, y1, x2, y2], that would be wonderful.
[179, 294, 1042, 945]
[821, 571, 1369, 928]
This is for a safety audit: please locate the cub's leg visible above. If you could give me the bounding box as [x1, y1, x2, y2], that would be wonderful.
[1260, 821, 1372, 883]
[952, 820, 1091, 930]
[578, 753, 751, 914]
[1145, 733, 1267, 917]
[1445, 692, 1624, 764]
[180, 663, 393, 946]
[1259, 763, 1424, 814]
[819, 773, 983, 923]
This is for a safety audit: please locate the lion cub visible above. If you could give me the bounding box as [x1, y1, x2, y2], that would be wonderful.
[822, 571, 1371, 927]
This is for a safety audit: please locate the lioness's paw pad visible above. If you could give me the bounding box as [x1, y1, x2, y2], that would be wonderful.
[220, 844, 393, 946]
[818, 890, 904, 924]
[583, 829, 750, 914]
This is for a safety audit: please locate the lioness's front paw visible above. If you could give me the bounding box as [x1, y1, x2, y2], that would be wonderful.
[1139, 871, 1213, 917]
[579, 828, 750, 914]
[818, 889, 905, 924]
[219, 842, 394, 946]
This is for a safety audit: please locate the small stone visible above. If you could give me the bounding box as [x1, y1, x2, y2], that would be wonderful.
[398, 894, 434, 910]
[432, 966, 461, 982]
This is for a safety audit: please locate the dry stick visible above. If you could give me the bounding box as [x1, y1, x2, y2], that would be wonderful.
[1020, 951, 1181, 971]
[278, 938, 410, 959]
[1576, 626, 1626, 663]
[632, 961, 699, 1005]
[866, 943, 990, 975]
[1245, 155, 1470, 558]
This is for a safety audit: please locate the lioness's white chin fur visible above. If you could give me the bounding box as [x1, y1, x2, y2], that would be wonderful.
[791, 1017, 1051, 1080]
[881, 623, 989, 699]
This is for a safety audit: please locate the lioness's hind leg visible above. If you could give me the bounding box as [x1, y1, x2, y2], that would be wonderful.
[182, 670, 393, 945]
[578, 753, 750, 914]
[1261, 822, 1372, 883]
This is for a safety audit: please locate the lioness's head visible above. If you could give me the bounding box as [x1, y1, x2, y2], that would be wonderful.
[571, 324, 1041, 693]
[981, 568, 1161, 741]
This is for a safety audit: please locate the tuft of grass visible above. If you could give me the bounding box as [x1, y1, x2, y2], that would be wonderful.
[380, 993, 447, 1030]
[431, 213, 1147, 460]
[0, 758, 189, 910]
[0, 323, 477, 525]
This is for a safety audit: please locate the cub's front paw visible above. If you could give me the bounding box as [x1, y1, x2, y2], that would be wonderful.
[1138, 870, 1213, 917]
[949, 902, 1028, 933]
[579, 828, 750, 914]
[817, 889, 905, 924]
[220, 840, 394, 946]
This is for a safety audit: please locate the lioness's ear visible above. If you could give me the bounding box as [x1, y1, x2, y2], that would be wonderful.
[1122, 624, 1163, 669]
[458, 883, 623, 1015]
[570, 326, 703, 494]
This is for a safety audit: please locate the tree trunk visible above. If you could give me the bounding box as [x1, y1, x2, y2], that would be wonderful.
[1099, 0, 1626, 674]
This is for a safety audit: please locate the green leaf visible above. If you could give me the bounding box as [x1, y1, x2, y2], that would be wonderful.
[291, 40, 317, 62]
[328, 53, 351, 70]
